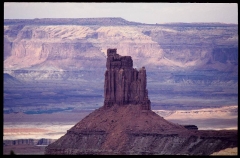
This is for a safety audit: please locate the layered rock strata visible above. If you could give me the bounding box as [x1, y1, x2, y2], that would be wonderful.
[45, 105, 237, 155]
[45, 49, 237, 155]
[104, 49, 150, 110]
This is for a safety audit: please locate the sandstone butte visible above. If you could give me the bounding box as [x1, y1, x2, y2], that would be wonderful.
[45, 49, 237, 155]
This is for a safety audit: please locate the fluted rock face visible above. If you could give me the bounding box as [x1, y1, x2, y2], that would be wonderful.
[104, 49, 150, 110]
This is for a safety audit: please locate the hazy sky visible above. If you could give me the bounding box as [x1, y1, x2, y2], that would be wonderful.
[4, 3, 238, 24]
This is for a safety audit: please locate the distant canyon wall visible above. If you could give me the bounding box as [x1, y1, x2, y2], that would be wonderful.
[4, 19, 238, 81]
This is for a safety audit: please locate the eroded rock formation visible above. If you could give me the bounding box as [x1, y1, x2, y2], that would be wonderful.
[45, 104, 237, 155]
[44, 49, 237, 155]
[104, 49, 150, 110]
[4, 19, 238, 81]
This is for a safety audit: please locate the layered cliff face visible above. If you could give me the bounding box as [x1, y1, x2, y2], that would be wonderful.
[145, 25, 238, 71]
[4, 25, 105, 71]
[4, 19, 238, 117]
[45, 50, 237, 155]
[4, 19, 238, 81]
[104, 49, 150, 110]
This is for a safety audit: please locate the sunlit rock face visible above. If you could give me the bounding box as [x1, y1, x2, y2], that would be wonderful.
[4, 19, 238, 81]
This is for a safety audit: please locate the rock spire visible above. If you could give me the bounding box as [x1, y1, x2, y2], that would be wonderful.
[44, 49, 237, 155]
[104, 48, 151, 110]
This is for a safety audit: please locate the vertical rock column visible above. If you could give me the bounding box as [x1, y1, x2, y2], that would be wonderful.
[138, 67, 146, 102]
[104, 48, 151, 110]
